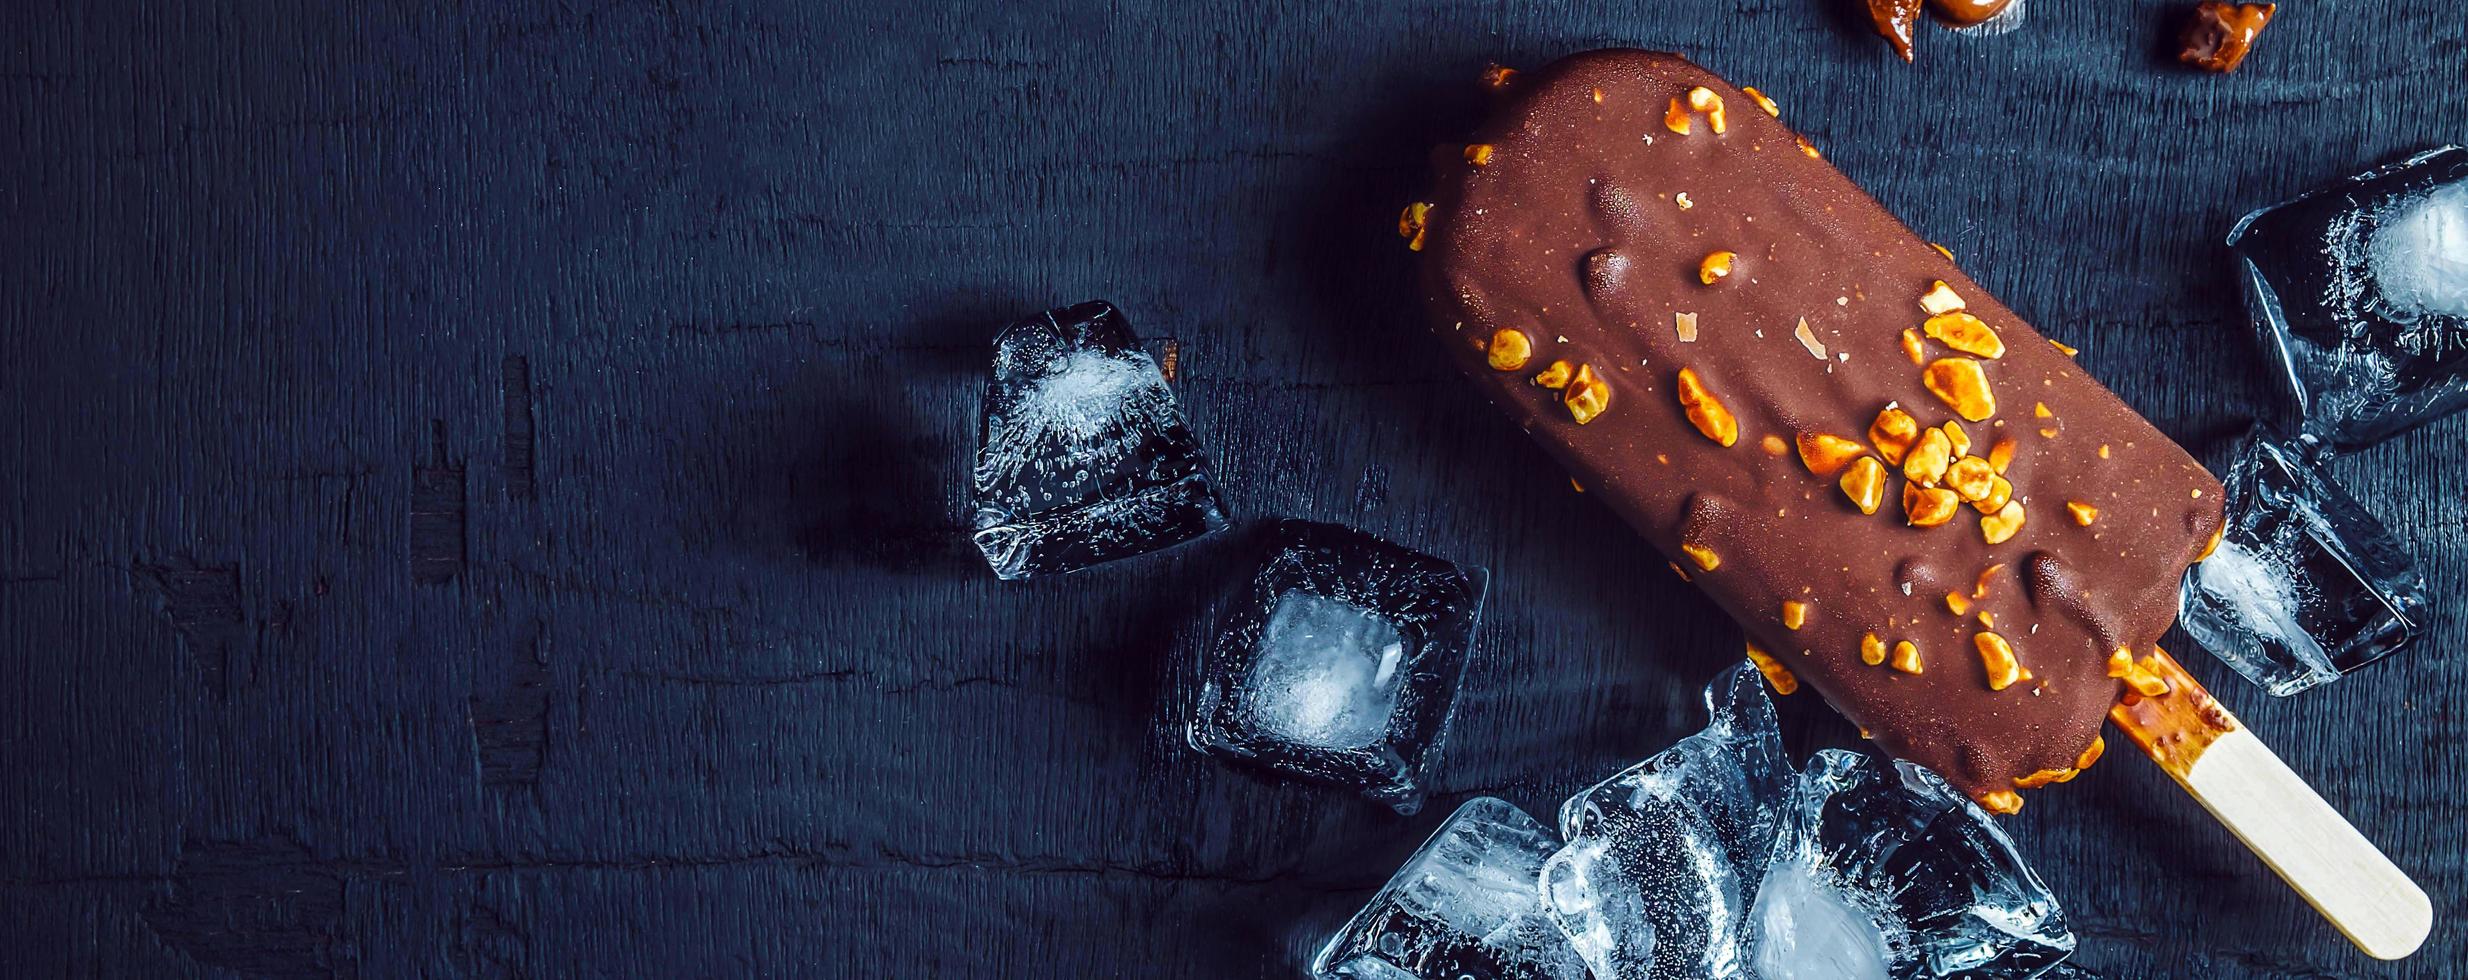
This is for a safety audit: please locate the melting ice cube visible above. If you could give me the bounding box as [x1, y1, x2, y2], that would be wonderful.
[2228, 146, 2468, 449]
[1760, 751, 2072, 978]
[1539, 664, 2076, 979]
[970, 301, 1229, 579]
[1312, 797, 1592, 980]
[2179, 427, 2428, 695]
[1247, 593, 1410, 750]
[1188, 520, 1487, 814]
[1540, 664, 1788, 978]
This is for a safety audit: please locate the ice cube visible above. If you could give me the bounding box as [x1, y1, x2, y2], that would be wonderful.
[970, 301, 1230, 579]
[1758, 751, 2073, 978]
[1312, 797, 1592, 980]
[1187, 520, 1488, 814]
[1540, 664, 2077, 979]
[2179, 427, 2429, 695]
[1247, 593, 1410, 750]
[2228, 146, 2468, 449]
[1540, 664, 1790, 979]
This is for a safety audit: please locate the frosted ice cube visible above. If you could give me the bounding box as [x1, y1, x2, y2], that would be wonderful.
[2228, 146, 2468, 449]
[1312, 797, 1591, 980]
[1247, 593, 1409, 750]
[1761, 751, 2072, 978]
[1539, 664, 2077, 979]
[2371, 181, 2468, 319]
[2179, 427, 2428, 695]
[970, 301, 1229, 579]
[1188, 521, 1487, 814]
[1541, 664, 1789, 979]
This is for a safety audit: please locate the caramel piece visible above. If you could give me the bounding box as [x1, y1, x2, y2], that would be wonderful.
[2181, 2, 2276, 73]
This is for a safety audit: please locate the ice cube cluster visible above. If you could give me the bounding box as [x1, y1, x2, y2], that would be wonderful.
[2228, 145, 2468, 450]
[1314, 665, 2078, 980]
[970, 300, 1229, 580]
[2188, 149, 2459, 694]
[2178, 427, 2429, 695]
[1188, 520, 1488, 814]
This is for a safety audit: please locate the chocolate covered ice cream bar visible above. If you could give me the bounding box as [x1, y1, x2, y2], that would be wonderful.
[1404, 50, 2226, 807]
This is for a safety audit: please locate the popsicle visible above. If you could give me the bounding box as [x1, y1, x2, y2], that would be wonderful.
[1400, 49, 2429, 957]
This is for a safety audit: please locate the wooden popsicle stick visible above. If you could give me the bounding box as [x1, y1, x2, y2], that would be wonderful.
[2108, 648, 2432, 961]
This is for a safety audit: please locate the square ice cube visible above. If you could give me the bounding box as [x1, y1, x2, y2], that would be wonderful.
[1312, 797, 1591, 980]
[2179, 427, 2429, 695]
[970, 301, 1230, 579]
[2228, 145, 2468, 449]
[1188, 520, 1487, 814]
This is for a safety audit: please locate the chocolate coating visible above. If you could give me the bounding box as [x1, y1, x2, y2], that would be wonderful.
[1417, 51, 2225, 801]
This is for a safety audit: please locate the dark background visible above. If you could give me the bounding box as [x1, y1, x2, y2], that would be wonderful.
[2, 1, 2462, 977]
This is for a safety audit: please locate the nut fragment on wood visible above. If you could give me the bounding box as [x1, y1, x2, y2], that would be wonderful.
[1398, 202, 1431, 251]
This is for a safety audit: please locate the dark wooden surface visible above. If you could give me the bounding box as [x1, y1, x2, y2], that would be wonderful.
[3, 2, 2463, 977]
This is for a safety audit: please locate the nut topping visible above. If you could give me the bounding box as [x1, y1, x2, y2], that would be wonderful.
[1675, 368, 1739, 446]
[1987, 437, 2016, 473]
[1945, 456, 1997, 501]
[1486, 329, 1533, 371]
[1976, 790, 2023, 815]
[1918, 280, 1966, 316]
[1904, 484, 1960, 527]
[1741, 86, 1780, 116]
[1980, 500, 2026, 545]
[1861, 632, 1887, 666]
[1565, 364, 1612, 424]
[2065, 500, 2099, 526]
[1760, 434, 1789, 456]
[1972, 475, 2013, 514]
[2198, 524, 2224, 561]
[2075, 736, 2106, 771]
[1903, 426, 1953, 487]
[1793, 318, 1827, 360]
[1899, 328, 1926, 365]
[1923, 358, 1997, 421]
[1464, 144, 1495, 166]
[1782, 600, 1809, 630]
[1889, 640, 1922, 674]
[1869, 406, 1920, 464]
[1974, 631, 2022, 691]
[1398, 202, 1431, 251]
[2013, 767, 2074, 791]
[1682, 541, 1721, 571]
[1839, 456, 1887, 515]
[1675, 311, 1700, 342]
[1938, 421, 1971, 458]
[1533, 359, 1574, 389]
[1946, 592, 1971, 615]
[1663, 97, 1693, 135]
[1482, 64, 1518, 89]
[1923, 311, 2007, 359]
[1684, 86, 1727, 134]
[1699, 250, 1737, 285]
[1746, 641, 1798, 695]
[1796, 432, 1869, 476]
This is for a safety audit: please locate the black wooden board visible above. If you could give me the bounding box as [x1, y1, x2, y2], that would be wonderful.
[3, 1, 2464, 977]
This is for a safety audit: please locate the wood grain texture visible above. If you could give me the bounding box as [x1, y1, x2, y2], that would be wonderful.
[0, 1, 2462, 977]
